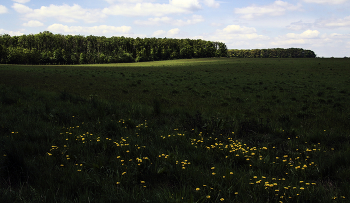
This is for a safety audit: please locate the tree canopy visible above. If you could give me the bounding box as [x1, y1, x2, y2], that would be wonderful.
[228, 48, 316, 58]
[0, 31, 228, 65]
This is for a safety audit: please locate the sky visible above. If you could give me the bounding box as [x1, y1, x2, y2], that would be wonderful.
[0, 0, 349, 57]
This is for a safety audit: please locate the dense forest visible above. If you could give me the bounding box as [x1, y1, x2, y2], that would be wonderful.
[0, 31, 317, 65]
[228, 48, 316, 58]
[0, 31, 228, 65]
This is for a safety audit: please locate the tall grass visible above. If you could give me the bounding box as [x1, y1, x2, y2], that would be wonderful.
[1, 58, 350, 202]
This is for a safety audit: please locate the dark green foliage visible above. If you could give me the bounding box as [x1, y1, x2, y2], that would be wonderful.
[228, 48, 316, 58]
[0, 32, 228, 65]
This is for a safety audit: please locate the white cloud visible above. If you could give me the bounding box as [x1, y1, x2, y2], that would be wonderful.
[235, 0, 301, 19]
[103, 0, 202, 16]
[23, 20, 44, 27]
[287, 20, 314, 30]
[321, 16, 350, 27]
[0, 5, 8, 14]
[222, 25, 257, 34]
[302, 0, 347, 4]
[168, 28, 180, 36]
[12, 0, 30, 3]
[105, 0, 156, 3]
[12, 3, 32, 13]
[216, 25, 269, 40]
[13, 3, 106, 23]
[47, 24, 132, 35]
[286, 30, 320, 38]
[271, 30, 320, 46]
[202, 0, 220, 8]
[0, 29, 24, 36]
[152, 30, 166, 37]
[170, 0, 202, 10]
[134, 15, 204, 26]
[193, 24, 269, 49]
[151, 28, 180, 37]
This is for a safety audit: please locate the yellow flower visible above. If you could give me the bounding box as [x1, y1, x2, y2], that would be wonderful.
[235, 192, 238, 195]
[116, 182, 120, 184]
[206, 195, 210, 198]
[300, 187, 304, 190]
[141, 181, 145, 184]
[220, 198, 224, 201]
[196, 188, 200, 191]
[212, 172, 216, 175]
[211, 167, 215, 169]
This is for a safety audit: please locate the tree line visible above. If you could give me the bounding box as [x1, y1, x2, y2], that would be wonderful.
[0, 31, 228, 65]
[228, 48, 316, 58]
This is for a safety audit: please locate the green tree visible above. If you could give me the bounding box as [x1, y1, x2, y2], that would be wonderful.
[79, 52, 86, 64]
[53, 49, 63, 64]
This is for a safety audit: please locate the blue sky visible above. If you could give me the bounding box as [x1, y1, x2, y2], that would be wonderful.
[1, 0, 349, 57]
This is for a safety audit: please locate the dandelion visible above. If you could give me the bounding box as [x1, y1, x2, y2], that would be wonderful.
[235, 192, 238, 195]
[196, 188, 200, 191]
[220, 198, 224, 201]
[212, 172, 216, 175]
[116, 182, 120, 184]
[141, 181, 145, 184]
[300, 187, 304, 190]
[207, 195, 211, 198]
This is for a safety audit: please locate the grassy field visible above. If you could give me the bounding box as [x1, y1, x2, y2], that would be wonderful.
[1, 58, 350, 202]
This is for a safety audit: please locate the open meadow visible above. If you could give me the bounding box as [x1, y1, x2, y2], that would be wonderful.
[1, 58, 350, 202]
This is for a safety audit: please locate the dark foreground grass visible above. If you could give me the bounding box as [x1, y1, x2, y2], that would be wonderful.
[1, 58, 350, 202]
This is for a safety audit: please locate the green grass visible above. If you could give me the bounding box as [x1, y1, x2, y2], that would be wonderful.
[0, 58, 350, 202]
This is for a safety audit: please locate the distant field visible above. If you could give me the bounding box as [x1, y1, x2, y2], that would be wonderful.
[1, 58, 349, 118]
[1, 58, 350, 202]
